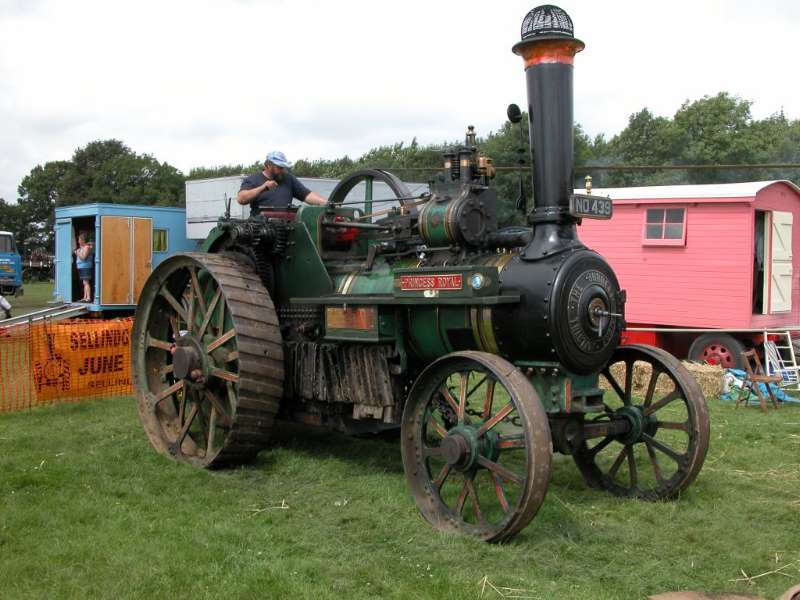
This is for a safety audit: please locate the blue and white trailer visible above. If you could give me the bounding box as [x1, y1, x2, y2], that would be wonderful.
[54, 204, 197, 312]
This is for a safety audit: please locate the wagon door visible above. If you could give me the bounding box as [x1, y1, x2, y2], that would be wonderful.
[100, 216, 132, 305]
[54, 218, 73, 303]
[769, 211, 793, 313]
[131, 217, 152, 303]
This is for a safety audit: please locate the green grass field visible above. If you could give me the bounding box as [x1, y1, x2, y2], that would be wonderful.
[8, 282, 55, 317]
[0, 396, 798, 599]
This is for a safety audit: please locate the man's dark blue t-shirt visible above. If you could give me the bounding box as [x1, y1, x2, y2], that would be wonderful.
[240, 171, 312, 214]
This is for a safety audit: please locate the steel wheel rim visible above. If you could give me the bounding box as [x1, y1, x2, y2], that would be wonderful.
[575, 344, 710, 500]
[402, 351, 551, 543]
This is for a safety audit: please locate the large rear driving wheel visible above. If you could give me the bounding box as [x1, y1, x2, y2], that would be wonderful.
[132, 252, 284, 468]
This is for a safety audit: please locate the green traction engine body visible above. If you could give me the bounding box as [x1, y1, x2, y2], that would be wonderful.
[132, 4, 709, 542]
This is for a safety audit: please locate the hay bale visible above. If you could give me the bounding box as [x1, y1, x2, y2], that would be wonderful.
[599, 360, 723, 399]
[683, 361, 724, 398]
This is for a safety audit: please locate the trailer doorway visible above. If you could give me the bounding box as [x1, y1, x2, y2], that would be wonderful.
[753, 211, 767, 314]
[70, 216, 96, 302]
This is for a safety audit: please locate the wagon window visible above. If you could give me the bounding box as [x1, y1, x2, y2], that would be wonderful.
[643, 207, 686, 245]
[153, 229, 168, 252]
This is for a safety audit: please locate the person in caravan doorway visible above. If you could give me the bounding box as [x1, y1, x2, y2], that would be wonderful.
[0, 294, 11, 319]
[74, 232, 94, 303]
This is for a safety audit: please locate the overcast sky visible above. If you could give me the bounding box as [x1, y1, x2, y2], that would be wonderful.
[1, 0, 798, 202]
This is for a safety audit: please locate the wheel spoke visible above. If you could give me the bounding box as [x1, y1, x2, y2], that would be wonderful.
[643, 389, 681, 416]
[489, 471, 510, 512]
[645, 439, 665, 484]
[476, 402, 514, 437]
[203, 389, 233, 427]
[644, 366, 662, 408]
[457, 371, 468, 423]
[656, 420, 689, 432]
[178, 389, 186, 423]
[198, 287, 222, 338]
[642, 433, 686, 466]
[226, 382, 238, 411]
[189, 267, 207, 320]
[426, 414, 448, 438]
[147, 335, 173, 352]
[455, 479, 470, 515]
[497, 433, 526, 450]
[175, 401, 199, 447]
[608, 445, 627, 479]
[587, 435, 614, 457]
[467, 375, 488, 400]
[439, 385, 459, 416]
[160, 287, 188, 323]
[154, 380, 183, 404]
[623, 359, 634, 405]
[206, 407, 217, 455]
[186, 285, 195, 334]
[477, 455, 523, 485]
[159, 364, 174, 377]
[210, 368, 239, 383]
[602, 366, 626, 401]
[225, 351, 239, 363]
[481, 379, 496, 419]
[466, 478, 484, 524]
[207, 329, 236, 353]
[433, 463, 451, 490]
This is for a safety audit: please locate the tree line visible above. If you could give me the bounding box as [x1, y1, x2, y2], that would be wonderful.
[2, 92, 798, 251]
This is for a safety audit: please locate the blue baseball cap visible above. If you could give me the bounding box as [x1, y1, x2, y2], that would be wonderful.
[265, 150, 292, 169]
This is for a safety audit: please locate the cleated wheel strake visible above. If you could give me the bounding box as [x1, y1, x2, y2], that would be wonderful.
[132, 253, 284, 468]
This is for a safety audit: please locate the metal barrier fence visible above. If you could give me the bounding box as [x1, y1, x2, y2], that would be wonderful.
[0, 317, 133, 414]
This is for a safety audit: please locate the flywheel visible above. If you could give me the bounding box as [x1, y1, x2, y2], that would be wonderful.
[132, 252, 284, 468]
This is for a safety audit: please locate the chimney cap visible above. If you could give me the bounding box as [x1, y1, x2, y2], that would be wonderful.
[520, 5, 575, 40]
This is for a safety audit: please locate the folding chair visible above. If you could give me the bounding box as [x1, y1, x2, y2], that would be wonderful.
[739, 349, 782, 414]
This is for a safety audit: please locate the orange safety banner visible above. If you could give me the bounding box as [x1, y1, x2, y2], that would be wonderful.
[0, 317, 134, 414]
[0, 323, 34, 413]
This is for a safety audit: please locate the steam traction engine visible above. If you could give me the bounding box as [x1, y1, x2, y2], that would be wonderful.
[132, 5, 709, 542]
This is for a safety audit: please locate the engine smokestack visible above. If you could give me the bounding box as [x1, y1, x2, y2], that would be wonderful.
[513, 5, 584, 258]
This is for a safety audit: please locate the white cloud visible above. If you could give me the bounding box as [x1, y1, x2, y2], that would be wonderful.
[0, 0, 798, 201]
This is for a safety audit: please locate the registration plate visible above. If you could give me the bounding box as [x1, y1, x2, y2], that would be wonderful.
[569, 194, 612, 220]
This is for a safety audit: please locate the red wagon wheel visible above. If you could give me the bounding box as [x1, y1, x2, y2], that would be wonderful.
[688, 333, 745, 369]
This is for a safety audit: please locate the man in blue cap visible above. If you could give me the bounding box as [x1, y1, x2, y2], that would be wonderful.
[237, 151, 327, 215]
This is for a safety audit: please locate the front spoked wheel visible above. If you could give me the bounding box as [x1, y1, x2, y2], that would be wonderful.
[574, 344, 710, 500]
[401, 351, 552, 543]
